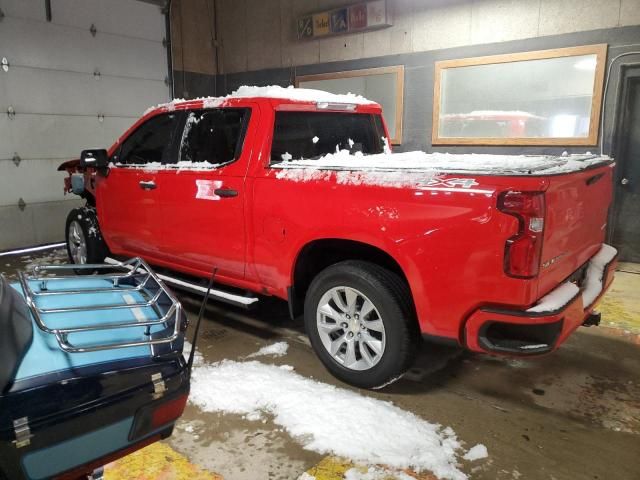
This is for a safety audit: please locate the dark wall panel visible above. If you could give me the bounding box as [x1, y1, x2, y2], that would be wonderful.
[173, 25, 640, 157]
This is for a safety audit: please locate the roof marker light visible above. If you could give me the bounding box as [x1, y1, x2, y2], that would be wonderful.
[316, 102, 357, 111]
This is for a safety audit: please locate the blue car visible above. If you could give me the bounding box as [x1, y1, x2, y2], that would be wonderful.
[0, 258, 190, 480]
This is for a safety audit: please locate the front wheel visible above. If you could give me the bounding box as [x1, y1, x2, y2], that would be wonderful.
[304, 260, 418, 389]
[65, 206, 109, 269]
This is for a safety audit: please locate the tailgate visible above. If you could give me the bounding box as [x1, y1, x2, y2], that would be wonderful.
[537, 162, 615, 297]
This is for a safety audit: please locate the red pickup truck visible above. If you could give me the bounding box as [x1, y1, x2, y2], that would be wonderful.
[60, 86, 618, 388]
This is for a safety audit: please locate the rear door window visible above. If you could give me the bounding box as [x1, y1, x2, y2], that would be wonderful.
[178, 108, 250, 166]
[270, 112, 386, 164]
[115, 113, 179, 165]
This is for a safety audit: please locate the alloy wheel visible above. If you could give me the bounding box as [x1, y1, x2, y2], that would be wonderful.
[316, 286, 386, 371]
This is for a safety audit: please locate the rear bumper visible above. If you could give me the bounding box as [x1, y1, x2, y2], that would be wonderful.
[464, 244, 618, 356]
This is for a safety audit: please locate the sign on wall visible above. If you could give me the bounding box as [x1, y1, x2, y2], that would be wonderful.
[297, 0, 390, 40]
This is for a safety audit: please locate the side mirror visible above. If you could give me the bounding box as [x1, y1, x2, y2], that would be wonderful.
[80, 149, 109, 169]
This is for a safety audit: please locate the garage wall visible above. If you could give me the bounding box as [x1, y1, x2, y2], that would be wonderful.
[207, 25, 640, 157]
[0, 0, 170, 250]
[215, 0, 640, 74]
[170, 0, 640, 159]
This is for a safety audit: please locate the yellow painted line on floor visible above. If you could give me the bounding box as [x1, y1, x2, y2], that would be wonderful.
[104, 442, 223, 480]
[304, 456, 354, 479]
[598, 270, 640, 334]
[302, 456, 436, 480]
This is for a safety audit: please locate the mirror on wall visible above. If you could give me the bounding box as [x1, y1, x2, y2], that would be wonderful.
[297, 65, 404, 144]
[433, 44, 607, 146]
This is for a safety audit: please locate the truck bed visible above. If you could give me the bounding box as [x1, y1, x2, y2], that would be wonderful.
[272, 151, 611, 176]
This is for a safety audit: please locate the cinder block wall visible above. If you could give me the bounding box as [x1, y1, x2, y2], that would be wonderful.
[208, 0, 640, 75]
[170, 0, 640, 157]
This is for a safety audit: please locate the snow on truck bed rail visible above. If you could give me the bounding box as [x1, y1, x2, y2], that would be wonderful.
[273, 150, 611, 177]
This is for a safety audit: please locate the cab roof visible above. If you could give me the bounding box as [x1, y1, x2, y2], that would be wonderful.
[143, 85, 382, 117]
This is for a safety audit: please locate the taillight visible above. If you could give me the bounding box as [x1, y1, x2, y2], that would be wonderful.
[151, 394, 188, 428]
[129, 393, 189, 440]
[498, 191, 545, 278]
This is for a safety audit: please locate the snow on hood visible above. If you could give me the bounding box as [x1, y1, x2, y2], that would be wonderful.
[273, 150, 611, 176]
[144, 85, 375, 115]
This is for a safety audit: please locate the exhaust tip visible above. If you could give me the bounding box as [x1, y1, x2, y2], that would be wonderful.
[583, 310, 601, 327]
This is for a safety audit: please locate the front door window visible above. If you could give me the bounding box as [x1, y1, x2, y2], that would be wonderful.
[114, 113, 178, 166]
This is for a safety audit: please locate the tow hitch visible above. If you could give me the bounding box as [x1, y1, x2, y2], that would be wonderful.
[583, 310, 601, 327]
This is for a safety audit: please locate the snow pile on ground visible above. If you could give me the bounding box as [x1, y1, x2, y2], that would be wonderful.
[190, 359, 481, 480]
[274, 149, 610, 177]
[462, 444, 488, 462]
[297, 473, 316, 480]
[246, 341, 289, 358]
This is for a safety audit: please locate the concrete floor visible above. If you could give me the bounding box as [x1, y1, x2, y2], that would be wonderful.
[2, 248, 639, 480]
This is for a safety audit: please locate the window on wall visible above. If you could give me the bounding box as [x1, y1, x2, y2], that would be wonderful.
[296, 65, 404, 145]
[432, 44, 607, 146]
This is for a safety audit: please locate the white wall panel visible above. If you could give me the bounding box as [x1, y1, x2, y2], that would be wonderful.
[1, 67, 96, 115]
[51, 0, 165, 42]
[0, 67, 167, 117]
[0, 0, 168, 250]
[0, 198, 82, 247]
[0, 17, 167, 80]
[0, 0, 164, 42]
[0, 159, 71, 205]
[0, 117, 15, 159]
[0, 0, 47, 22]
[3, 115, 136, 161]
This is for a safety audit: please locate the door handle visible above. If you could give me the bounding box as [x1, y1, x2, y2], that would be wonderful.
[139, 180, 157, 190]
[214, 188, 238, 198]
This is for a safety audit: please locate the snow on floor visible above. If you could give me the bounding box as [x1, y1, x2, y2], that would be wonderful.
[274, 149, 610, 178]
[462, 445, 488, 462]
[189, 356, 484, 480]
[246, 341, 289, 358]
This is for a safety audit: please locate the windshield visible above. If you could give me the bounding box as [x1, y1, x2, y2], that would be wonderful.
[270, 112, 386, 164]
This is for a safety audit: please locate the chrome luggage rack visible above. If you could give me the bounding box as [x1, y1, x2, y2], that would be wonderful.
[17, 257, 184, 354]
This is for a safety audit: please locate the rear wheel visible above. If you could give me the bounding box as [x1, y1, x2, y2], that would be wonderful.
[304, 260, 418, 389]
[65, 207, 109, 269]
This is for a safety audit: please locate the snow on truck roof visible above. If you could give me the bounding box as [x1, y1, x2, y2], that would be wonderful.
[144, 85, 376, 115]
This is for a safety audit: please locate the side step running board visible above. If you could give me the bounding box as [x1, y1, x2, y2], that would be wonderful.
[104, 258, 259, 308]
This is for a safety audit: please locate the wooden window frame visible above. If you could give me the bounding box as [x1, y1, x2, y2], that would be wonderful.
[432, 44, 608, 146]
[296, 65, 405, 145]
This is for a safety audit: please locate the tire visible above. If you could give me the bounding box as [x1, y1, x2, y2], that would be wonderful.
[304, 260, 418, 389]
[65, 206, 109, 270]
